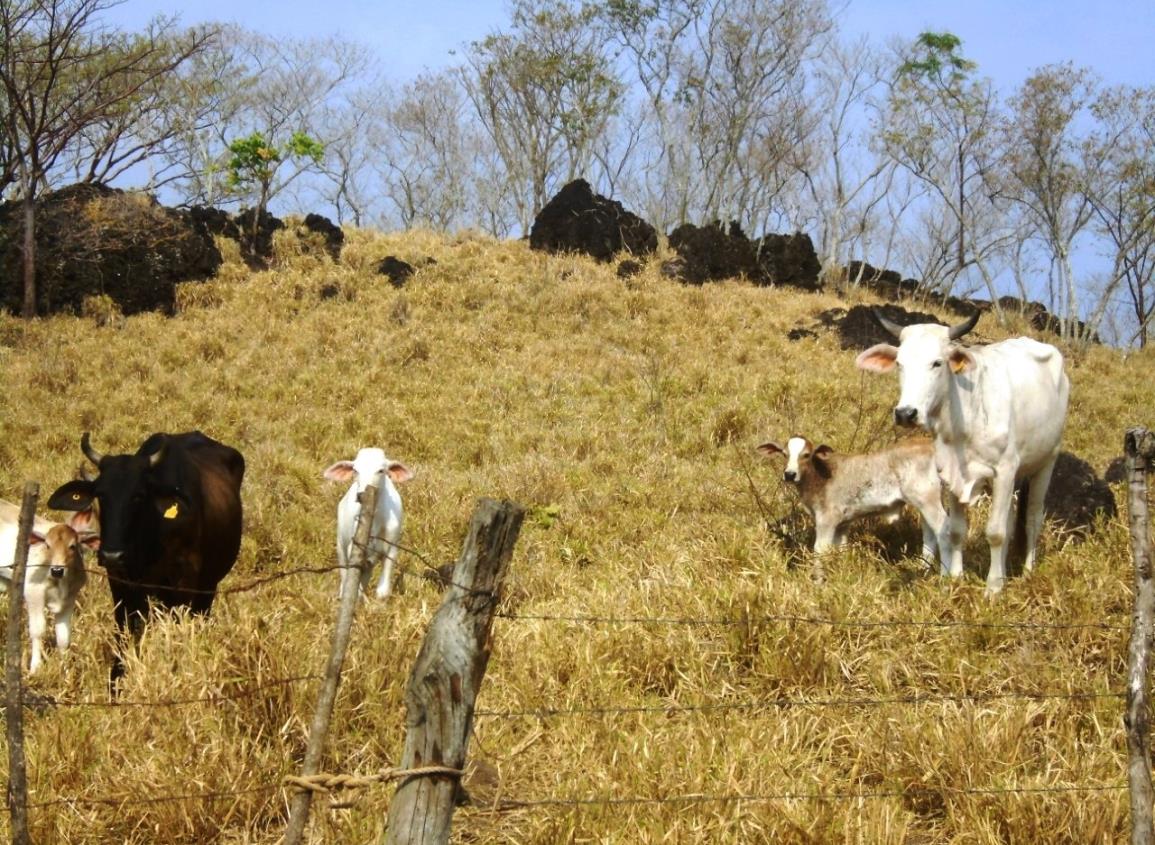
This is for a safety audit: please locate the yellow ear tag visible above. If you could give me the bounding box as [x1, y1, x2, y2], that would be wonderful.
[163, 503, 179, 519]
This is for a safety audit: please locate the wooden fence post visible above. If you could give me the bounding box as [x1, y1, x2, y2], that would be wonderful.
[382, 497, 524, 845]
[283, 478, 381, 845]
[5, 482, 37, 845]
[1126, 427, 1155, 845]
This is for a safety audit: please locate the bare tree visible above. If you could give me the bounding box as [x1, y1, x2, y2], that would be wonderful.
[881, 32, 1010, 305]
[461, 0, 623, 235]
[1083, 84, 1155, 347]
[599, 0, 830, 233]
[1000, 63, 1098, 338]
[0, 0, 210, 316]
[803, 35, 896, 281]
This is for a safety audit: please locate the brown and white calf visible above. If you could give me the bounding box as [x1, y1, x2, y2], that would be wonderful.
[0, 501, 98, 673]
[757, 436, 953, 571]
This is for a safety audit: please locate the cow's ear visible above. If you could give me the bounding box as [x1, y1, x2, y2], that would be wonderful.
[387, 462, 414, 484]
[27, 530, 47, 547]
[949, 348, 974, 373]
[323, 461, 356, 483]
[48, 481, 95, 513]
[79, 531, 101, 550]
[814, 444, 835, 460]
[756, 441, 785, 459]
[67, 508, 97, 532]
[856, 344, 898, 373]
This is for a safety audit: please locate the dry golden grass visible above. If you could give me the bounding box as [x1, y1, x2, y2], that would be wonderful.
[0, 225, 1150, 843]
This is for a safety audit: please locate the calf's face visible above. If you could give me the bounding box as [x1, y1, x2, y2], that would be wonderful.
[323, 447, 414, 493]
[756, 437, 834, 483]
[28, 511, 99, 578]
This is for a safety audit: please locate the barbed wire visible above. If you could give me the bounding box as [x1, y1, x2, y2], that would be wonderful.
[495, 610, 1128, 633]
[474, 689, 1122, 720]
[13, 783, 282, 812]
[489, 781, 1127, 812]
[28, 674, 320, 710]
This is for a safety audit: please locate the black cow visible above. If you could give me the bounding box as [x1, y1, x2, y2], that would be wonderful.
[48, 431, 245, 680]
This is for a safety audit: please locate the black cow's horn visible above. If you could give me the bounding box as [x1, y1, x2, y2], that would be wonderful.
[148, 437, 167, 468]
[871, 308, 906, 341]
[948, 311, 980, 341]
[81, 432, 104, 466]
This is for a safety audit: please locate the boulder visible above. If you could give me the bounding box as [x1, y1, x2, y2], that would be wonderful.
[529, 179, 657, 262]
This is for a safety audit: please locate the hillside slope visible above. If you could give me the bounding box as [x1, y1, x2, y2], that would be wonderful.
[0, 228, 1150, 843]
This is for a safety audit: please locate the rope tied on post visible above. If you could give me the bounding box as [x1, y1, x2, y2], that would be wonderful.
[284, 765, 464, 808]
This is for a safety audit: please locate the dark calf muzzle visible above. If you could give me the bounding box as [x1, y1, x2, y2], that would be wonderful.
[894, 406, 918, 427]
[50, 566, 65, 578]
[783, 470, 797, 482]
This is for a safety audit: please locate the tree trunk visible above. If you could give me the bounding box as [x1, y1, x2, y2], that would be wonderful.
[21, 193, 36, 318]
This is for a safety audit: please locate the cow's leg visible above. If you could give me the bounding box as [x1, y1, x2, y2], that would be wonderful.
[813, 520, 838, 553]
[54, 601, 76, 653]
[984, 471, 1017, 595]
[26, 599, 46, 674]
[940, 491, 966, 578]
[375, 546, 399, 600]
[109, 585, 148, 690]
[1023, 454, 1058, 573]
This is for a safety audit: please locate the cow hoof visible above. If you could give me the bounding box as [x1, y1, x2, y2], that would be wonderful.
[984, 582, 1005, 598]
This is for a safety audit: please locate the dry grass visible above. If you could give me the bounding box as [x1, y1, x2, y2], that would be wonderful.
[0, 225, 1150, 843]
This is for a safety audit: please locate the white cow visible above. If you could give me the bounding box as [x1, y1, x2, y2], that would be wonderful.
[856, 311, 1070, 593]
[758, 435, 952, 571]
[0, 501, 99, 672]
[322, 448, 414, 600]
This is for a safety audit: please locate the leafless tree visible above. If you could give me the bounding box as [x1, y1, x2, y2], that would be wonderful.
[1082, 84, 1155, 347]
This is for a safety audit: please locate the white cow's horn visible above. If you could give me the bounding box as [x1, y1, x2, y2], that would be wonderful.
[871, 308, 906, 340]
[948, 311, 980, 341]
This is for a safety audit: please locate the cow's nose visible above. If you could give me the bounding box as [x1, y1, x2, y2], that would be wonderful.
[783, 470, 797, 482]
[50, 566, 65, 578]
[894, 407, 918, 427]
[100, 550, 123, 566]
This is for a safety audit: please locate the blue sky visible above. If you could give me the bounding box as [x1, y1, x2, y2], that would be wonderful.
[103, 0, 1155, 90]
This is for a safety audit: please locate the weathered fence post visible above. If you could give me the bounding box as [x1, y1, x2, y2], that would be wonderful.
[283, 477, 381, 845]
[1126, 427, 1155, 845]
[382, 497, 524, 845]
[5, 482, 37, 845]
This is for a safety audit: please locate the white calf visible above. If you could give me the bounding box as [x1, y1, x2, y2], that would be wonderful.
[757, 435, 952, 570]
[322, 448, 414, 599]
[0, 501, 98, 672]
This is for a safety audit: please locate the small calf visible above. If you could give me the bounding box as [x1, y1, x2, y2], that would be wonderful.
[322, 448, 414, 599]
[757, 436, 953, 571]
[0, 501, 98, 673]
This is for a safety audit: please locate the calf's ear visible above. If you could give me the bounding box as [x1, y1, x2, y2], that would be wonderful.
[756, 442, 785, 459]
[814, 444, 835, 459]
[27, 530, 47, 547]
[48, 481, 96, 513]
[387, 462, 414, 484]
[79, 532, 101, 550]
[323, 461, 356, 483]
[855, 344, 898, 373]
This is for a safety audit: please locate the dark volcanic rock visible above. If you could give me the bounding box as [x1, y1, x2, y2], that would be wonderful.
[617, 259, 643, 279]
[376, 256, 415, 288]
[757, 232, 822, 290]
[302, 213, 344, 262]
[666, 221, 761, 284]
[667, 221, 822, 290]
[0, 183, 223, 315]
[530, 178, 657, 262]
[1042, 451, 1117, 535]
[835, 304, 948, 350]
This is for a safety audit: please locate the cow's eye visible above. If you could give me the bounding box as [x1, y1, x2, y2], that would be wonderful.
[932, 359, 943, 369]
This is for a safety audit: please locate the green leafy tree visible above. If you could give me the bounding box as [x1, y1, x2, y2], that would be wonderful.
[226, 130, 324, 242]
[882, 32, 1008, 303]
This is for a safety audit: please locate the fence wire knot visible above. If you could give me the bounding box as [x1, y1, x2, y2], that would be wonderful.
[284, 764, 464, 796]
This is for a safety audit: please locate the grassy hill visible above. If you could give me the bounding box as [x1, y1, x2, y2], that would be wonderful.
[0, 226, 1150, 843]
